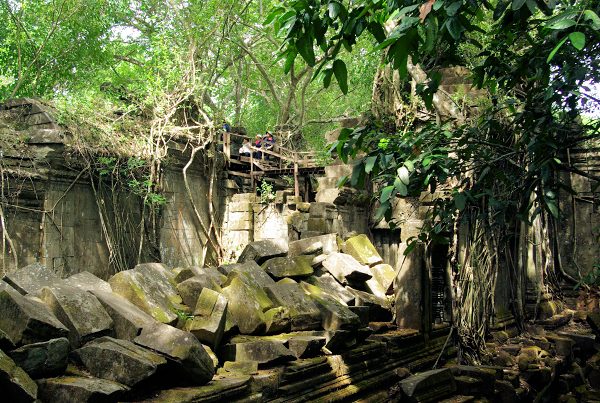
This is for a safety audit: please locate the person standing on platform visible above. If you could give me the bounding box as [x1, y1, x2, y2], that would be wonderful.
[263, 131, 275, 160]
[253, 134, 262, 159]
[239, 138, 252, 157]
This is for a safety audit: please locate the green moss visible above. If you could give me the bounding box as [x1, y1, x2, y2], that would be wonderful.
[151, 307, 171, 323]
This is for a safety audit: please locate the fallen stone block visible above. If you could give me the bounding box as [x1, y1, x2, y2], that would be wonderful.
[0, 327, 15, 351]
[322, 330, 357, 353]
[72, 336, 166, 387]
[237, 239, 288, 265]
[222, 263, 276, 311]
[370, 263, 396, 295]
[265, 283, 321, 331]
[221, 276, 269, 335]
[311, 254, 328, 267]
[322, 253, 372, 285]
[174, 266, 226, 285]
[37, 376, 128, 402]
[348, 306, 370, 327]
[177, 275, 223, 308]
[342, 234, 383, 266]
[222, 360, 259, 375]
[142, 375, 251, 402]
[0, 289, 69, 346]
[38, 284, 113, 348]
[262, 256, 314, 279]
[63, 272, 112, 294]
[264, 306, 292, 334]
[399, 368, 457, 402]
[346, 286, 393, 321]
[220, 260, 276, 290]
[8, 337, 69, 378]
[204, 345, 219, 371]
[449, 365, 496, 386]
[587, 312, 600, 337]
[134, 322, 215, 385]
[91, 290, 156, 341]
[184, 288, 227, 349]
[108, 263, 182, 324]
[0, 350, 38, 402]
[288, 336, 326, 358]
[366, 277, 388, 299]
[221, 339, 296, 364]
[0, 279, 18, 295]
[546, 334, 574, 358]
[307, 274, 355, 306]
[558, 331, 596, 358]
[3, 263, 61, 295]
[300, 282, 360, 331]
[174, 267, 197, 283]
[289, 234, 338, 256]
[308, 202, 336, 219]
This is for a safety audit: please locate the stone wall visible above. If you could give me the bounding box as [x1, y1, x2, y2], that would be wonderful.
[557, 145, 600, 279]
[0, 99, 232, 279]
[221, 193, 370, 262]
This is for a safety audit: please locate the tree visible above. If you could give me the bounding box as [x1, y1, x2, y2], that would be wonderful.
[267, 0, 600, 361]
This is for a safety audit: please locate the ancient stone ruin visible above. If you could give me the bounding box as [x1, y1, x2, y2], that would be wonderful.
[1, 99, 600, 402]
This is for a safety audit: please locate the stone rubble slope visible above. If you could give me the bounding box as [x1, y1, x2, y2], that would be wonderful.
[0, 233, 395, 401]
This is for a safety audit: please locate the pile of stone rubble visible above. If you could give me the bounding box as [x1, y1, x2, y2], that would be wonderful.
[0, 233, 398, 401]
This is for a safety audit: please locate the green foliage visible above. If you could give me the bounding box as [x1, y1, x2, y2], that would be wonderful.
[95, 156, 166, 208]
[275, 0, 600, 248]
[173, 308, 194, 322]
[257, 180, 276, 204]
[575, 262, 600, 289]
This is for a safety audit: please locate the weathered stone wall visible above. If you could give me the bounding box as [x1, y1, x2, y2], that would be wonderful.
[557, 146, 600, 279]
[0, 99, 231, 279]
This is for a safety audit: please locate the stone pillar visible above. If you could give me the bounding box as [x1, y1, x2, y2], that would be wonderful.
[395, 218, 425, 331]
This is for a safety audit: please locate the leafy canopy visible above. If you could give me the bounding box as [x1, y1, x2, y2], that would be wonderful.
[268, 0, 600, 244]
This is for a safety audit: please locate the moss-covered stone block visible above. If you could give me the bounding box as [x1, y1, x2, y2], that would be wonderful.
[342, 234, 383, 266]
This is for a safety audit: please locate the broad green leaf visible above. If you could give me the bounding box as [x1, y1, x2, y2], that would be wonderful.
[546, 199, 559, 218]
[368, 22, 386, 43]
[445, 1, 461, 16]
[284, 50, 296, 74]
[547, 36, 567, 62]
[364, 155, 377, 173]
[328, 2, 341, 19]
[584, 10, 600, 30]
[511, 0, 526, 11]
[446, 18, 462, 41]
[263, 7, 284, 26]
[404, 160, 415, 172]
[423, 16, 437, 53]
[336, 175, 348, 188]
[296, 35, 315, 66]
[569, 32, 585, 50]
[380, 185, 394, 202]
[398, 166, 410, 185]
[374, 202, 390, 222]
[546, 19, 576, 30]
[525, 0, 537, 13]
[323, 68, 333, 88]
[332, 59, 348, 94]
[394, 178, 408, 196]
[350, 161, 364, 187]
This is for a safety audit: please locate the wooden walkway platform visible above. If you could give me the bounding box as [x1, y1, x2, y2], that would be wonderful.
[223, 132, 324, 198]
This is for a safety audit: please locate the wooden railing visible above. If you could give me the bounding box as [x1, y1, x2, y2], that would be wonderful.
[222, 131, 320, 197]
